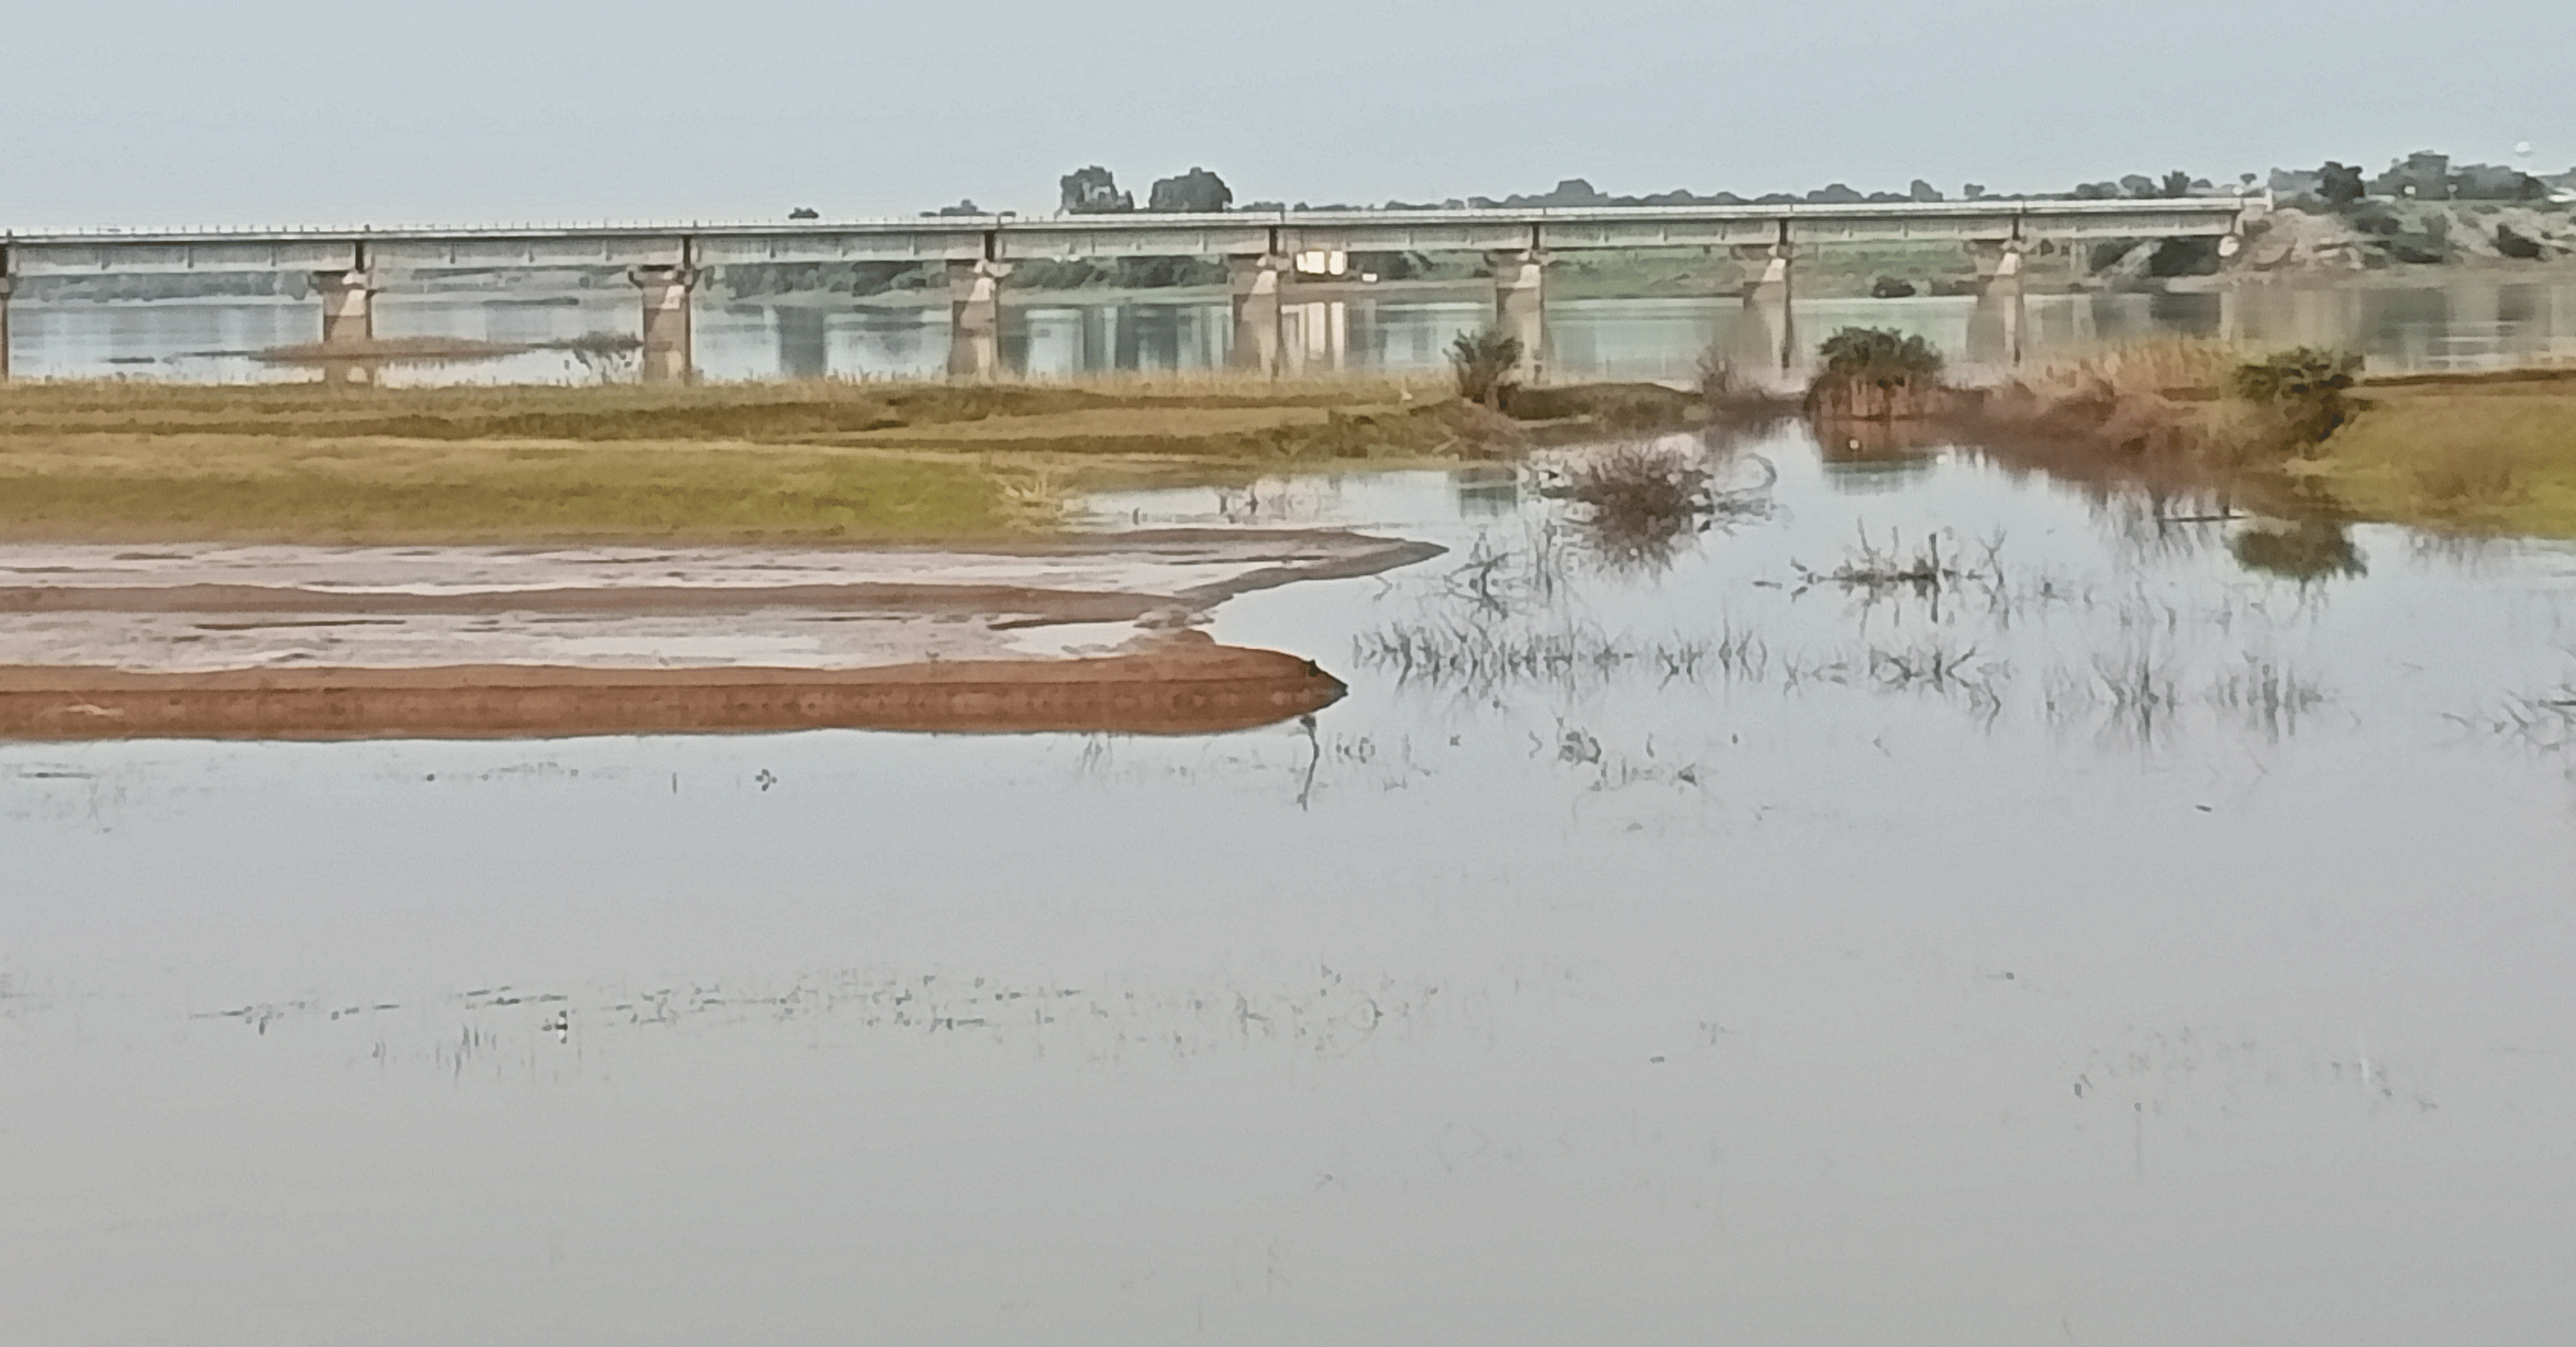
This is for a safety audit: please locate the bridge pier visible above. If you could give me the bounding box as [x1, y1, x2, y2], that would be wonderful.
[1228, 253, 1289, 375]
[1967, 243, 2025, 367]
[0, 273, 13, 384]
[316, 268, 375, 347]
[946, 259, 1010, 381]
[313, 267, 376, 384]
[631, 264, 698, 384]
[1491, 249, 1547, 384]
[1735, 245, 1795, 378]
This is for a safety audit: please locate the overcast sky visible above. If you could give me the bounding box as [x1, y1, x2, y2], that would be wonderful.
[5, 0, 2568, 228]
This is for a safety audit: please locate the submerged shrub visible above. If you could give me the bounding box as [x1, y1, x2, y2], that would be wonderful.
[2230, 347, 2362, 452]
[1449, 329, 1525, 409]
[1537, 442, 1775, 573]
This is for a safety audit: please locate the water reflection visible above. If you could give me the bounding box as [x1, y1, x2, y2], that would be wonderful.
[2233, 520, 2370, 582]
[15, 275, 2576, 383]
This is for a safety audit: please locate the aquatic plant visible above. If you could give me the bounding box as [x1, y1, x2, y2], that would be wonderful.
[1535, 442, 1775, 573]
[2205, 656, 2328, 738]
[1352, 618, 1763, 695]
[2472, 683, 2576, 751]
[1789, 526, 2002, 604]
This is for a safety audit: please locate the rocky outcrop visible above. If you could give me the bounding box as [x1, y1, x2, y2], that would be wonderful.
[2229, 205, 2576, 274]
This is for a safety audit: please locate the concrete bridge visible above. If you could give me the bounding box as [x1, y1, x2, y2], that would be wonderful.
[0, 197, 2262, 384]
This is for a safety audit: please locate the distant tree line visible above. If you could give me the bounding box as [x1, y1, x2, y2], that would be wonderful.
[2272, 152, 2561, 205]
[886, 150, 2571, 223]
[1058, 165, 1233, 215]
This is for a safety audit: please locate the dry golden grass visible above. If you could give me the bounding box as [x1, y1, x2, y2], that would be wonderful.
[0, 432, 1042, 544]
[2010, 336, 2243, 401]
[2312, 382, 2576, 534]
[989, 369, 1440, 402]
[0, 374, 1444, 444]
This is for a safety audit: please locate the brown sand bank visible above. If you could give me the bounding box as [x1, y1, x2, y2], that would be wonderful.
[0, 640, 1343, 741]
[0, 528, 1437, 740]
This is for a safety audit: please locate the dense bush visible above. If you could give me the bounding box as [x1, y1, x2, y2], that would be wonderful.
[1807, 328, 1946, 421]
[2231, 347, 2362, 450]
[1817, 327, 1944, 379]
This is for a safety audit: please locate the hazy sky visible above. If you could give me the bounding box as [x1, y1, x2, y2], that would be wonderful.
[6, 0, 2569, 228]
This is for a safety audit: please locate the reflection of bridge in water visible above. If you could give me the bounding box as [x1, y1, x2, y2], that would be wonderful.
[0, 199, 2262, 384]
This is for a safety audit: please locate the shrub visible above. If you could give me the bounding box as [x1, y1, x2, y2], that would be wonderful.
[1807, 327, 1945, 420]
[1817, 327, 1944, 379]
[1449, 329, 1525, 409]
[2230, 347, 2362, 451]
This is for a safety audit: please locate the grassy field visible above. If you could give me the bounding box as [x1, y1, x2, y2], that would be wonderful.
[0, 374, 1460, 544]
[2304, 375, 2576, 538]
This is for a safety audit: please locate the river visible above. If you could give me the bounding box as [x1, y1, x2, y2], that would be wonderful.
[5, 411, 2573, 1342]
[10, 274, 2576, 384]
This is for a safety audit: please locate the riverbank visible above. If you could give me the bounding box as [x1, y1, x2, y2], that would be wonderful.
[1924, 353, 2576, 541]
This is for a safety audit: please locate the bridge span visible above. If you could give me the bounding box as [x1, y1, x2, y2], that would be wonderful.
[0, 197, 2263, 383]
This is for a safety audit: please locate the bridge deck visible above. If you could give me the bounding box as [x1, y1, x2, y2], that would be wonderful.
[0, 199, 2260, 276]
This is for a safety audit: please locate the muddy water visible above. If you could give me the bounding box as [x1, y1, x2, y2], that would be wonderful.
[7, 429, 2576, 1344]
[11, 274, 2576, 383]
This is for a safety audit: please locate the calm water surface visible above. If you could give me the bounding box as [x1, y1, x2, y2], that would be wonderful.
[5, 420, 2575, 1343]
[12, 275, 2576, 383]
